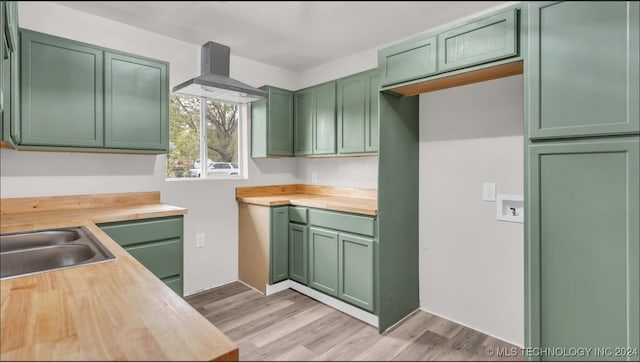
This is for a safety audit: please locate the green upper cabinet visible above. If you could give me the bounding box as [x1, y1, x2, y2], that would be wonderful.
[379, 35, 437, 87]
[308, 226, 339, 297]
[338, 233, 375, 312]
[528, 1, 639, 139]
[294, 81, 336, 156]
[20, 29, 104, 147]
[1, 2, 4, 141]
[16, 29, 169, 153]
[365, 70, 380, 153]
[337, 68, 380, 154]
[378, 5, 522, 92]
[437, 8, 518, 73]
[527, 138, 639, 357]
[294, 88, 313, 156]
[104, 51, 168, 151]
[251, 86, 294, 157]
[313, 81, 336, 155]
[337, 72, 366, 154]
[1, 1, 18, 145]
[270, 206, 289, 284]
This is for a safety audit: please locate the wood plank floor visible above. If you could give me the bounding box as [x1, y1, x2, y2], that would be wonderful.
[186, 282, 522, 361]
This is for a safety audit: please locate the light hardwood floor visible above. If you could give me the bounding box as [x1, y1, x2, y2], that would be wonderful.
[185, 282, 522, 361]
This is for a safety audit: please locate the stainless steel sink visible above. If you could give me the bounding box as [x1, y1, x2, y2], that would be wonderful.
[0, 229, 82, 252]
[0, 226, 116, 280]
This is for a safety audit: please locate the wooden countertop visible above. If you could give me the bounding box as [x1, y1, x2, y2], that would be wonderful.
[235, 184, 378, 216]
[0, 192, 238, 361]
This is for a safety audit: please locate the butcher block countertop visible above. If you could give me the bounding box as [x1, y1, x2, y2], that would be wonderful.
[236, 184, 378, 216]
[0, 192, 238, 361]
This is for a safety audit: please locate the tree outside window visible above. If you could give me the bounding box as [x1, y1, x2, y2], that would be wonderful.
[166, 94, 241, 179]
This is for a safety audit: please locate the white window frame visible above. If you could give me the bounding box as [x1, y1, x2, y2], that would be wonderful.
[166, 96, 248, 181]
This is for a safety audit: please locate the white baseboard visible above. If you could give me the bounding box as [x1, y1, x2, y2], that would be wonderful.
[265, 280, 379, 328]
[265, 280, 291, 295]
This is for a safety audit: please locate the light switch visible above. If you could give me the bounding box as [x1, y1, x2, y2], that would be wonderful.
[311, 172, 318, 184]
[196, 233, 205, 248]
[482, 182, 496, 202]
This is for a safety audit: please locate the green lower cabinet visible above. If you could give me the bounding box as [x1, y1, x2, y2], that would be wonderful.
[308, 226, 339, 296]
[288, 223, 307, 285]
[98, 216, 184, 296]
[270, 206, 289, 284]
[527, 137, 639, 359]
[338, 233, 374, 312]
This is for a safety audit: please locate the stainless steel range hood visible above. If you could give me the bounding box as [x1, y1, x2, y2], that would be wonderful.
[172, 41, 267, 104]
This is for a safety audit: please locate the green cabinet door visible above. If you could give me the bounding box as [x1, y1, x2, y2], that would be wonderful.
[528, 1, 639, 139]
[270, 206, 289, 284]
[365, 69, 380, 153]
[99, 216, 184, 296]
[379, 35, 437, 87]
[2, 1, 18, 144]
[336, 68, 380, 154]
[526, 138, 639, 357]
[20, 30, 104, 147]
[294, 88, 313, 156]
[337, 72, 366, 154]
[104, 51, 168, 151]
[338, 233, 374, 312]
[437, 8, 518, 73]
[308, 226, 339, 296]
[289, 223, 308, 285]
[1, 1, 6, 142]
[251, 85, 294, 157]
[313, 81, 336, 155]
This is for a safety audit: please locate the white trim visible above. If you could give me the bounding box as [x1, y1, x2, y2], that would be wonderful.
[265, 280, 292, 295]
[420, 307, 524, 348]
[288, 280, 379, 328]
[183, 280, 238, 297]
[264, 280, 379, 327]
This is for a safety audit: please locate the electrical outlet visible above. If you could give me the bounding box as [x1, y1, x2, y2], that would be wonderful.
[311, 172, 318, 184]
[196, 233, 205, 248]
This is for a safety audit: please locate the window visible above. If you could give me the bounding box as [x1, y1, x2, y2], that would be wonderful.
[166, 94, 245, 179]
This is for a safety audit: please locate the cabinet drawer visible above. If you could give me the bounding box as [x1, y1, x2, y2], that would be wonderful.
[308, 209, 375, 237]
[289, 206, 308, 224]
[125, 238, 182, 279]
[379, 35, 437, 87]
[99, 216, 182, 247]
[437, 8, 518, 73]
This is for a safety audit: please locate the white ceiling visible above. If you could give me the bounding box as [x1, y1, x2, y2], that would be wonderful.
[55, 1, 506, 72]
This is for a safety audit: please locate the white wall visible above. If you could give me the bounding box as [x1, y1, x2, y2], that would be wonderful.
[295, 156, 378, 189]
[1, 1, 299, 296]
[419, 74, 524, 346]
